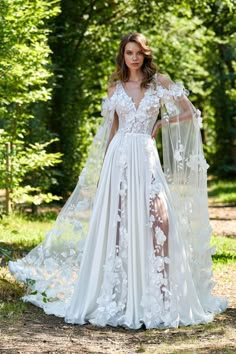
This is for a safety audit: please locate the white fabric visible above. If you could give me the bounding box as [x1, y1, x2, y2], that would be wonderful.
[9, 74, 227, 329]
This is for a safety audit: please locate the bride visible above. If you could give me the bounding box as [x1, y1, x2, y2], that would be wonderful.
[9, 32, 227, 329]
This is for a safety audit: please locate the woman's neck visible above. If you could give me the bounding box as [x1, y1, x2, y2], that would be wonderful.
[128, 69, 143, 82]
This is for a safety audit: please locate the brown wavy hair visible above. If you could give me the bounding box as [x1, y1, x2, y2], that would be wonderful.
[110, 32, 158, 88]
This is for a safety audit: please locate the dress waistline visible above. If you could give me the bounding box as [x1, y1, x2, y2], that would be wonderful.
[116, 130, 152, 137]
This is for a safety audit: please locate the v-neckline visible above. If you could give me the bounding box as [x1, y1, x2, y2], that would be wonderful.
[120, 82, 149, 112]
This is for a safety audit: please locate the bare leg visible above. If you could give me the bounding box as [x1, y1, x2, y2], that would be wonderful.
[151, 195, 169, 259]
[150, 177, 169, 301]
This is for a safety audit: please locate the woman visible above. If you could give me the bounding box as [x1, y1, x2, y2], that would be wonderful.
[9, 32, 227, 329]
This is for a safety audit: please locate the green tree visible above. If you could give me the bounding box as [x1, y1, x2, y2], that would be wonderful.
[192, 0, 236, 176]
[0, 0, 62, 211]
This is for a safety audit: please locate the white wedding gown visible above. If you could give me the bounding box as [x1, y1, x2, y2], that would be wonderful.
[9, 75, 227, 329]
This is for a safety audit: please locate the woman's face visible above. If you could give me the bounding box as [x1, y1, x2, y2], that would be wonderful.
[124, 41, 145, 71]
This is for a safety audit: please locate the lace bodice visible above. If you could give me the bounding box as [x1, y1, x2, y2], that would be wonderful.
[115, 82, 161, 135]
[101, 74, 192, 136]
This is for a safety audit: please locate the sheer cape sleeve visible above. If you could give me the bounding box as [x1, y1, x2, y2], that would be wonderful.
[158, 74, 227, 311]
[8, 92, 117, 308]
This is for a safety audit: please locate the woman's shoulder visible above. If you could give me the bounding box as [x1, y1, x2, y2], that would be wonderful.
[107, 83, 116, 97]
[155, 72, 173, 88]
[155, 72, 189, 97]
[107, 80, 120, 98]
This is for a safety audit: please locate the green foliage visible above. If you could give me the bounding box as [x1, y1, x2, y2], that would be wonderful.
[11, 139, 62, 206]
[0, 0, 62, 210]
[0, 132, 62, 210]
[188, 1, 236, 176]
[0, 0, 60, 135]
[208, 178, 236, 204]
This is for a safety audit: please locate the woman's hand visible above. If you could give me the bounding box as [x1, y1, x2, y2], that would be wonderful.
[151, 120, 162, 139]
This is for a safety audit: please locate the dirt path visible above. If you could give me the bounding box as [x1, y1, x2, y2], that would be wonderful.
[0, 204, 235, 354]
[209, 203, 236, 237]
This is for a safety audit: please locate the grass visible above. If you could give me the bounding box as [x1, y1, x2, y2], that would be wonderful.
[0, 264, 27, 323]
[0, 296, 28, 322]
[0, 212, 55, 323]
[0, 211, 54, 258]
[211, 235, 236, 265]
[208, 178, 236, 204]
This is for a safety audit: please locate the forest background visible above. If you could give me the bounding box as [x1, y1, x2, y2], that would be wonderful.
[0, 0, 235, 209]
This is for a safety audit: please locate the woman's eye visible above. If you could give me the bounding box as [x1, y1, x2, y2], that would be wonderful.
[125, 51, 143, 56]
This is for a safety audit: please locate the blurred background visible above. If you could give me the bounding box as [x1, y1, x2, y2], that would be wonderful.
[0, 0, 235, 211]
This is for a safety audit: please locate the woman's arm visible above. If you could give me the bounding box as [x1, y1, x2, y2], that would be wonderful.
[104, 111, 119, 155]
[152, 74, 195, 139]
[104, 84, 119, 156]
